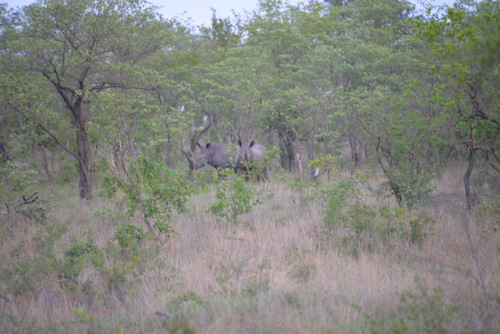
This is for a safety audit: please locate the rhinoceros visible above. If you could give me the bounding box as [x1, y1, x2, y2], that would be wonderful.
[183, 142, 238, 172]
[234, 140, 269, 181]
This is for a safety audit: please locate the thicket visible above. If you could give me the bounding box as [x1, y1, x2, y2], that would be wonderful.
[0, 0, 499, 332]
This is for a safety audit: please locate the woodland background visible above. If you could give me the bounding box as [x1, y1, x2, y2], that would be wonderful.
[0, 0, 499, 333]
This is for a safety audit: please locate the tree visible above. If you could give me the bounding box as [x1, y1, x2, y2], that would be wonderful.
[246, 0, 313, 172]
[415, 0, 500, 209]
[11, 0, 164, 199]
[0, 4, 19, 163]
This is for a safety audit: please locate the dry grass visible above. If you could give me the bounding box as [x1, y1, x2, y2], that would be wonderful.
[1, 166, 499, 333]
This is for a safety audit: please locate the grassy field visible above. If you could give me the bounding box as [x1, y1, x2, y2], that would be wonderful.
[1, 163, 499, 333]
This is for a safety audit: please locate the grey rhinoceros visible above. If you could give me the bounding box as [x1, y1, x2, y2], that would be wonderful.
[183, 142, 238, 172]
[234, 140, 269, 181]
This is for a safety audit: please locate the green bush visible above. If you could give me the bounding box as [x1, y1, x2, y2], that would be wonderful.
[0, 223, 66, 329]
[113, 224, 144, 249]
[0, 161, 39, 217]
[92, 206, 129, 226]
[321, 180, 434, 254]
[475, 197, 500, 232]
[207, 171, 263, 224]
[65, 239, 97, 259]
[103, 156, 196, 241]
[379, 171, 434, 209]
[61, 233, 99, 285]
[321, 179, 358, 229]
[366, 283, 466, 334]
[0, 215, 159, 332]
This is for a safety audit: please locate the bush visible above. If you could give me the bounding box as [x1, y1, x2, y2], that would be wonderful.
[113, 224, 144, 249]
[321, 180, 434, 255]
[0, 161, 39, 219]
[103, 156, 196, 242]
[366, 283, 467, 334]
[0, 213, 160, 332]
[207, 170, 263, 224]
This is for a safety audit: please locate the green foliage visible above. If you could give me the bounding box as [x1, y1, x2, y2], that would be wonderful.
[380, 170, 435, 209]
[321, 179, 434, 255]
[201, 9, 242, 47]
[0, 223, 66, 329]
[475, 197, 500, 233]
[0, 210, 165, 332]
[366, 283, 464, 334]
[163, 320, 197, 334]
[192, 168, 221, 187]
[103, 156, 195, 240]
[413, 1, 500, 208]
[321, 179, 353, 228]
[0, 160, 39, 207]
[207, 170, 263, 224]
[0, 161, 52, 225]
[61, 230, 98, 281]
[360, 88, 442, 208]
[307, 153, 339, 181]
[1, 0, 500, 331]
[346, 201, 377, 238]
[65, 239, 97, 259]
[17, 200, 51, 225]
[378, 206, 434, 246]
[92, 206, 129, 226]
[112, 224, 145, 249]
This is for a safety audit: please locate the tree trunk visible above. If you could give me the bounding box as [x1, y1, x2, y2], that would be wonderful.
[278, 127, 294, 172]
[309, 151, 318, 182]
[293, 129, 303, 180]
[0, 117, 12, 162]
[464, 134, 475, 211]
[38, 146, 54, 194]
[348, 132, 361, 176]
[73, 100, 93, 200]
[165, 133, 172, 167]
[0, 142, 11, 162]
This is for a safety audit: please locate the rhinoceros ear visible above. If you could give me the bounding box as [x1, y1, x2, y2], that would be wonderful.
[250, 140, 255, 147]
[206, 143, 211, 148]
[237, 140, 242, 146]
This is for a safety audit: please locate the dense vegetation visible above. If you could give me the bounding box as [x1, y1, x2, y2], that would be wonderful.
[0, 0, 499, 332]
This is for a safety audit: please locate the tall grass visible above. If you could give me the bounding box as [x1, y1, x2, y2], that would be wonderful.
[0, 166, 498, 333]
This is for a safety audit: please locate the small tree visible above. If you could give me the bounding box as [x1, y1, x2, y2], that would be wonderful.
[362, 88, 445, 208]
[414, 1, 500, 209]
[104, 156, 195, 243]
[207, 170, 263, 224]
[10, 0, 165, 199]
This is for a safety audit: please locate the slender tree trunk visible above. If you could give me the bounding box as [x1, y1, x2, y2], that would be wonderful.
[309, 150, 318, 182]
[293, 129, 303, 180]
[0, 142, 11, 162]
[73, 101, 93, 200]
[38, 146, 54, 194]
[464, 132, 475, 211]
[165, 133, 172, 167]
[0, 118, 12, 161]
[277, 127, 294, 172]
[348, 132, 361, 176]
[278, 128, 287, 170]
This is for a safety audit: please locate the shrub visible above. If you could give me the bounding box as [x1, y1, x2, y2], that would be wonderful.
[366, 283, 465, 334]
[321, 179, 358, 229]
[112, 224, 145, 249]
[207, 170, 263, 224]
[307, 153, 339, 182]
[321, 180, 434, 254]
[0, 161, 39, 220]
[103, 156, 195, 242]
